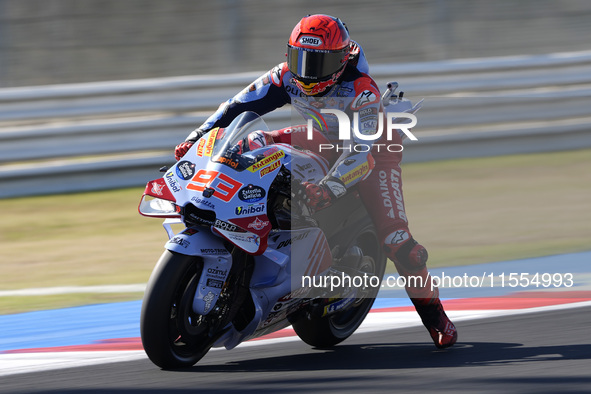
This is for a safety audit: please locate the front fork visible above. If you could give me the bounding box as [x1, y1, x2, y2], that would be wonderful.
[162, 219, 232, 316]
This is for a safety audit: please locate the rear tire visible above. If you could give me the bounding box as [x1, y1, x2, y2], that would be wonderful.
[292, 227, 386, 348]
[140, 250, 213, 369]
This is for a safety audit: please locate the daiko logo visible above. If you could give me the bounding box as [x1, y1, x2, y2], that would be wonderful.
[306, 109, 418, 153]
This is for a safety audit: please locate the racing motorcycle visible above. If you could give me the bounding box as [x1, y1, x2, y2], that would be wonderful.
[138, 84, 414, 369]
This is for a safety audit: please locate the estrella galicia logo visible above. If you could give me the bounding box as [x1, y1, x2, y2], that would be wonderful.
[176, 161, 196, 180]
[238, 184, 266, 203]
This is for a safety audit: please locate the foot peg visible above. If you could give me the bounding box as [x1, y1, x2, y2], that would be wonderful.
[337, 246, 364, 270]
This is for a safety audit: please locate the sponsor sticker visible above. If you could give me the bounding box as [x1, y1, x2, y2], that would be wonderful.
[271, 65, 283, 86]
[216, 156, 239, 169]
[176, 161, 196, 180]
[203, 291, 215, 314]
[226, 232, 260, 246]
[340, 161, 370, 186]
[278, 287, 308, 302]
[248, 217, 270, 231]
[259, 160, 281, 177]
[353, 90, 378, 109]
[151, 182, 165, 196]
[235, 203, 265, 216]
[203, 128, 219, 157]
[276, 231, 310, 249]
[182, 228, 199, 236]
[379, 169, 407, 222]
[324, 297, 355, 316]
[214, 219, 238, 232]
[206, 267, 228, 279]
[238, 184, 266, 202]
[385, 230, 410, 245]
[196, 139, 207, 157]
[247, 151, 284, 172]
[200, 248, 229, 255]
[169, 236, 189, 248]
[164, 171, 182, 193]
[206, 278, 224, 289]
[299, 35, 323, 47]
[191, 196, 216, 210]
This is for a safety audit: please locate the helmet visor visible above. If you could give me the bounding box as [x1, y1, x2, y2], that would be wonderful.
[287, 45, 348, 82]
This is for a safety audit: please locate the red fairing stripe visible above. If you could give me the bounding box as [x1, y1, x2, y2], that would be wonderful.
[143, 178, 176, 202]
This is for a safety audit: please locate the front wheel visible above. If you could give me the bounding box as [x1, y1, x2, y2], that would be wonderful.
[140, 250, 213, 369]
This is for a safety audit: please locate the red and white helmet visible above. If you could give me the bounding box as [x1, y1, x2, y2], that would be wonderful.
[287, 14, 351, 95]
[235, 130, 270, 154]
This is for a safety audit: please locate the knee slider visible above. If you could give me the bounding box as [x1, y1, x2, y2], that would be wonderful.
[386, 236, 428, 273]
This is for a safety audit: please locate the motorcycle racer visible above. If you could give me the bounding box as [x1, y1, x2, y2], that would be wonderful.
[175, 14, 457, 349]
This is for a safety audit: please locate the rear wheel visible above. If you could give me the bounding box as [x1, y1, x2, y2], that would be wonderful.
[292, 227, 387, 348]
[140, 250, 214, 369]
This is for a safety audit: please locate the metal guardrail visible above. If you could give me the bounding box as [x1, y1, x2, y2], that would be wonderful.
[1, 51, 590, 198]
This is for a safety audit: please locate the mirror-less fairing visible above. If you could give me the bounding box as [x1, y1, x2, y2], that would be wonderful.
[139, 112, 386, 369]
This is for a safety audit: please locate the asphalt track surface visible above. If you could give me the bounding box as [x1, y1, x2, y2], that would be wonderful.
[2, 305, 590, 394]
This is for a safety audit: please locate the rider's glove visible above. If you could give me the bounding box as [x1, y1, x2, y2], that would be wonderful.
[174, 140, 195, 161]
[302, 182, 334, 211]
[174, 128, 208, 161]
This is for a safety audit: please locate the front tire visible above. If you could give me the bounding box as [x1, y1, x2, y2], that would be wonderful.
[140, 250, 212, 369]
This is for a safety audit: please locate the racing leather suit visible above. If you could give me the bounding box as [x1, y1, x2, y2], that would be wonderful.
[182, 43, 454, 342]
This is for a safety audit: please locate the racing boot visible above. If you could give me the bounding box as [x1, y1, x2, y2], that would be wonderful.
[410, 287, 457, 349]
[387, 236, 457, 349]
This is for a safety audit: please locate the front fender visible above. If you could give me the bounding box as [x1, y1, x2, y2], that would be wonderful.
[165, 226, 228, 257]
[165, 227, 232, 315]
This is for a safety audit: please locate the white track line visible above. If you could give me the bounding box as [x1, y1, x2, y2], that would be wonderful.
[1, 300, 590, 377]
[0, 284, 146, 297]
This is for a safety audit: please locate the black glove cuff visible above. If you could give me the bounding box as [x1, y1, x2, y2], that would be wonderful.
[322, 176, 347, 199]
[185, 128, 207, 143]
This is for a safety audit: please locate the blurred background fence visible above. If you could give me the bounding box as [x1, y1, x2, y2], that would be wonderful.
[0, 0, 590, 198]
[1, 0, 591, 87]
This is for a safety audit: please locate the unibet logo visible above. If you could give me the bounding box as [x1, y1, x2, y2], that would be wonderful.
[299, 36, 322, 47]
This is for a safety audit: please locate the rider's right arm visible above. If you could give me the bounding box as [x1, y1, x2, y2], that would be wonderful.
[184, 64, 291, 142]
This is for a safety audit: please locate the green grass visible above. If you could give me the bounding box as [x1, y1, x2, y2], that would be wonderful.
[1, 149, 590, 313]
[401, 149, 591, 267]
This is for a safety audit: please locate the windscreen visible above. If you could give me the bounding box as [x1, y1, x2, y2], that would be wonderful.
[210, 112, 271, 171]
